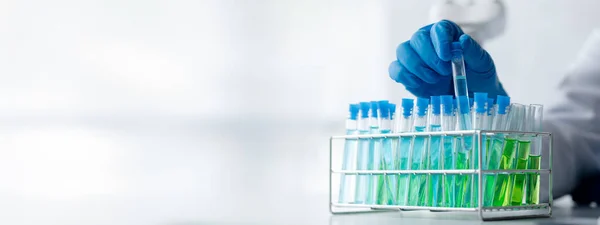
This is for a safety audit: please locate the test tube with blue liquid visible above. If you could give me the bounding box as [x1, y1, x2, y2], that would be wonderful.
[354, 102, 371, 204]
[427, 96, 443, 207]
[450, 41, 473, 207]
[394, 99, 414, 206]
[408, 98, 429, 206]
[470, 92, 488, 206]
[440, 95, 456, 207]
[338, 104, 360, 203]
[366, 101, 382, 204]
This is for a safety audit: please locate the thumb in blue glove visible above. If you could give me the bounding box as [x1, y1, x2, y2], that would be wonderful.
[389, 20, 507, 98]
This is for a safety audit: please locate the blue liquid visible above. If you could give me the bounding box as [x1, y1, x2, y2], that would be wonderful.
[338, 129, 358, 203]
[367, 127, 381, 204]
[428, 125, 443, 206]
[376, 130, 396, 205]
[354, 130, 370, 204]
[396, 136, 411, 205]
[454, 75, 468, 97]
[408, 126, 427, 206]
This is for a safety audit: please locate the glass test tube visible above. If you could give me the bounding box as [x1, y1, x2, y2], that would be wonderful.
[526, 104, 543, 204]
[338, 104, 360, 203]
[366, 101, 381, 204]
[354, 102, 371, 204]
[470, 93, 488, 207]
[492, 103, 525, 206]
[394, 99, 414, 206]
[427, 96, 443, 207]
[484, 95, 510, 206]
[440, 95, 456, 207]
[408, 98, 429, 206]
[376, 101, 396, 205]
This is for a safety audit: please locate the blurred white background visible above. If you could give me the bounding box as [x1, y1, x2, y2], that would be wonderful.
[0, 0, 596, 224]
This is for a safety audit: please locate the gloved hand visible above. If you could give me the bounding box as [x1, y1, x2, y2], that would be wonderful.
[388, 20, 507, 98]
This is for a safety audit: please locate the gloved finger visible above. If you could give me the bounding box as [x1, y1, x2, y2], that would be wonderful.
[388, 60, 423, 88]
[459, 34, 496, 77]
[396, 41, 440, 84]
[430, 20, 464, 61]
[410, 24, 452, 76]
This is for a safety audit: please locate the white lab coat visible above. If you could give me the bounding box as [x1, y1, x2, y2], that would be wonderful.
[541, 29, 600, 202]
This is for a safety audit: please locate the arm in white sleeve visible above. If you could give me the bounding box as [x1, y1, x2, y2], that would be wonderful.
[540, 30, 600, 201]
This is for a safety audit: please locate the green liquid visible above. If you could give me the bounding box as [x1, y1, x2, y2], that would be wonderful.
[455, 150, 470, 207]
[492, 138, 517, 206]
[484, 138, 504, 206]
[376, 133, 396, 205]
[408, 127, 428, 206]
[395, 136, 412, 206]
[442, 136, 455, 207]
[396, 157, 409, 205]
[526, 155, 542, 205]
[511, 140, 531, 205]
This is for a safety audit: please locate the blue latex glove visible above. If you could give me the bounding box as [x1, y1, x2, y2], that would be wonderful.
[388, 20, 507, 98]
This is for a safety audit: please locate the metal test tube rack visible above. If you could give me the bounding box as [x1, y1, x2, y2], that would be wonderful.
[329, 130, 552, 221]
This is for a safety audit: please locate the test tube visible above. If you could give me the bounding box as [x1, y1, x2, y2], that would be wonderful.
[440, 95, 456, 207]
[511, 105, 534, 205]
[338, 104, 360, 203]
[408, 98, 429, 206]
[451, 42, 469, 99]
[492, 103, 525, 206]
[354, 102, 371, 204]
[470, 92, 488, 207]
[428, 96, 443, 207]
[526, 104, 543, 205]
[455, 96, 472, 207]
[375, 101, 396, 205]
[483, 95, 510, 206]
[394, 99, 414, 206]
[366, 101, 382, 204]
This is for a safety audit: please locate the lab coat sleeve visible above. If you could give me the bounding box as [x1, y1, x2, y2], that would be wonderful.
[540, 30, 600, 201]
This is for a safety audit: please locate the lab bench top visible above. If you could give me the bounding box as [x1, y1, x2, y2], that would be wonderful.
[0, 119, 596, 225]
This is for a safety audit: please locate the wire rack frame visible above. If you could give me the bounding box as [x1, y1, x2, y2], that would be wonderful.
[328, 130, 553, 221]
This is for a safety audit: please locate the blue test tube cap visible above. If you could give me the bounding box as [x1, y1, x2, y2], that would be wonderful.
[349, 104, 360, 120]
[359, 102, 371, 118]
[430, 96, 441, 115]
[378, 100, 389, 119]
[401, 98, 414, 117]
[416, 97, 429, 116]
[389, 103, 396, 118]
[370, 101, 379, 118]
[496, 95, 511, 115]
[457, 96, 470, 114]
[474, 92, 488, 114]
[441, 95, 453, 115]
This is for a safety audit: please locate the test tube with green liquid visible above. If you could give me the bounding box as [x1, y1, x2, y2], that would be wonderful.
[492, 103, 525, 206]
[407, 98, 429, 206]
[510, 105, 534, 205]
[483, 96, 510, 206]
[394, 99, 415, 206]
[526, 104, 543, 205]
